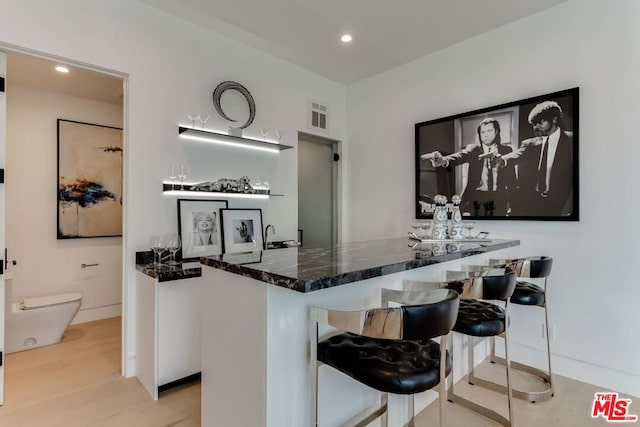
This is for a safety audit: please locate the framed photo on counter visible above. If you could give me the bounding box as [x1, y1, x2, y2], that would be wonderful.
[220, 208, 264, 253]
[177, 199, 228, 260]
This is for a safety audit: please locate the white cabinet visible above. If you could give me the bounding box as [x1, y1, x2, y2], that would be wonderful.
[136, 272, 201, 399]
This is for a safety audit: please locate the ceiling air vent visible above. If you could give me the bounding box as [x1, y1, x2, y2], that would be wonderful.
[309, 100, 328, 132]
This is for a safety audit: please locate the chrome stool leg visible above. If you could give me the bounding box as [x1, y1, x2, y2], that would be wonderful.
[448, 305, 515, 427]
[487, 285, 554, 402]
[462, 258, 555, 403]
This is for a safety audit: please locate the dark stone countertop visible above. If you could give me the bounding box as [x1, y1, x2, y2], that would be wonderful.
[200, 237, 519, 293]
[135, 251, 202, 282]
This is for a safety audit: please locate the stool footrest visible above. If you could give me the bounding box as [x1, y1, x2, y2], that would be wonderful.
[340, 399, 388, 427]
[489, 354, 554, 402]
[447, 389, 512, 427]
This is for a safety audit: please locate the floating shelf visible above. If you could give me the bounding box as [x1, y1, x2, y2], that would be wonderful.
[162, 184, 283, 198]
[178, 127, 294, 152]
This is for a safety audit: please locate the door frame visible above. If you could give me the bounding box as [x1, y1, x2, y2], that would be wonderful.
[0, 49, 6, 405]
[0, 41, 130, 377]
[297, 131, 342, 246]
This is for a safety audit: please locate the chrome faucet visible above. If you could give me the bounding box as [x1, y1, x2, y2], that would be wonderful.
[264, 224, 276, 244]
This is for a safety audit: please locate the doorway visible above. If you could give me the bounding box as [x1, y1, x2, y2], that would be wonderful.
[0, 47, 126, 399]
[297, 132, 340, 248]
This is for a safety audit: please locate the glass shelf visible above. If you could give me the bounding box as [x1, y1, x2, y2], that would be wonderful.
[178, 127, 294, 152]
[162, 183, 283, 198]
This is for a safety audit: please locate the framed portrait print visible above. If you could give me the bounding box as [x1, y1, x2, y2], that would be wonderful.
[177, 199, 228, 260]
[415, 87, 579, 221]
[220, 208, 264, 253]
[57, 119, 123, 238]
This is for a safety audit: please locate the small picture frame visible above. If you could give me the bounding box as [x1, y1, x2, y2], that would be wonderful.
[220, 208, 264, 253]
[177, 199, 228, 260]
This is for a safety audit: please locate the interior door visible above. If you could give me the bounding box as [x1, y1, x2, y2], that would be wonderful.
[0, 50, 7, 405]
[298, 135, 337, 248]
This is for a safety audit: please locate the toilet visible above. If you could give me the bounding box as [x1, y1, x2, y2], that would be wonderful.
[5, 275, 82, 353]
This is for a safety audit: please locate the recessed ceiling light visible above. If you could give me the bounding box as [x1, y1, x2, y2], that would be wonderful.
[341, 34, 352, 43]
[55, 66, 70, 73]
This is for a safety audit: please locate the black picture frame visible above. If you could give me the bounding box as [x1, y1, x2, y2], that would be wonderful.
[415, 87, 579, 221]
[177, 199, 228, 260]
[220, 208, 264, 254]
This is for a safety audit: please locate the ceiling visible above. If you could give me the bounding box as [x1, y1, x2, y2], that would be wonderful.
[139, 0, 566, 84]
[6, 51, 123, 105]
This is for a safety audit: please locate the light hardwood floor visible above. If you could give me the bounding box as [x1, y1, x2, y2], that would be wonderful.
[0, 317, 634, 426]
[0, 317, 200, 427]
[416, 360, 637, 427]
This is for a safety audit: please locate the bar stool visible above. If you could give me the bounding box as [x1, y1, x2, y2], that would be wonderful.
[489, 256, 554, 402]
[446, 256, 554, 403]
[310, 288, 460, 427]
[405, 267, 517, 427]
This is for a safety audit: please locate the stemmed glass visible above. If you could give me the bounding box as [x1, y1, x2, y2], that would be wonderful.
[253, 175, 263, 191]
[274, 129, 285, 143]
[187, 113, 200, 128]
[166, 234, 181, 266]
[259, 127, 270, 141]
[177, 164, 187, 190]
[169, 165, 177, 190]
[199, 113, 210, 130]
[150, 235, 167, 267]
[419, 221, 432, 239]
[463, 221, 476, 238]
[411, 221, 421, 238]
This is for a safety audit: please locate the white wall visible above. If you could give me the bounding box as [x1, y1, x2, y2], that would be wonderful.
[6, 84, 123, 324]
[346, 0, 640, 397]
[0, 0, 347, 376]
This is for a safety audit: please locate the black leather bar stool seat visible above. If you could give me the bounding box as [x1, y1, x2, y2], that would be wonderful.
[450, 256, 555, 404]
[510, 281, 545, 306]
[453, 299, 506, 337]
[404, 268, 518, 427]
[318, 333, 452, 394]
[310, 288, 459, 427]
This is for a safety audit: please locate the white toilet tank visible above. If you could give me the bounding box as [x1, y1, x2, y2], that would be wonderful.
[6, 292, 82, 353]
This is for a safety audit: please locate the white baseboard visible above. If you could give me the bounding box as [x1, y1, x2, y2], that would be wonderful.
[71, 304, 122, 325]
[507, 342, 640, 399]
[414, 338, 640, 417]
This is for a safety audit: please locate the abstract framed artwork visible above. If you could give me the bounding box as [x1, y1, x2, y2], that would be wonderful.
[415, 87, 579, 221]
[220, 208, 264, 254]
[57, 119, 123, 238]
[177, 199, 228, 260]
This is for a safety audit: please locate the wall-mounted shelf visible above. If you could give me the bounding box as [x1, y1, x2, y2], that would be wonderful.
[162, 184, 283, 198]
[178, 127, 294, 152]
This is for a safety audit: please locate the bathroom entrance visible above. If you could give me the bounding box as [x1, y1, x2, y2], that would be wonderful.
[0, 47, 127, 402]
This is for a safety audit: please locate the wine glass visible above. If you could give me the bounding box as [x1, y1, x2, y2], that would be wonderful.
[165, 234, 181, 265]
[274, 129, 285, 143]
[178, 164, 187, 190]
[187, 113, 200, 128]
[419, 221, 432, 239]
[253, 175, 263, 191]
[259, 127, 270, 141]
[411, 221, 421, 238]
[169, 165, 177, 190]
[199, 113, 210, 130]
[463, 221, 476, 238]
[150, 235, 167, 267]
